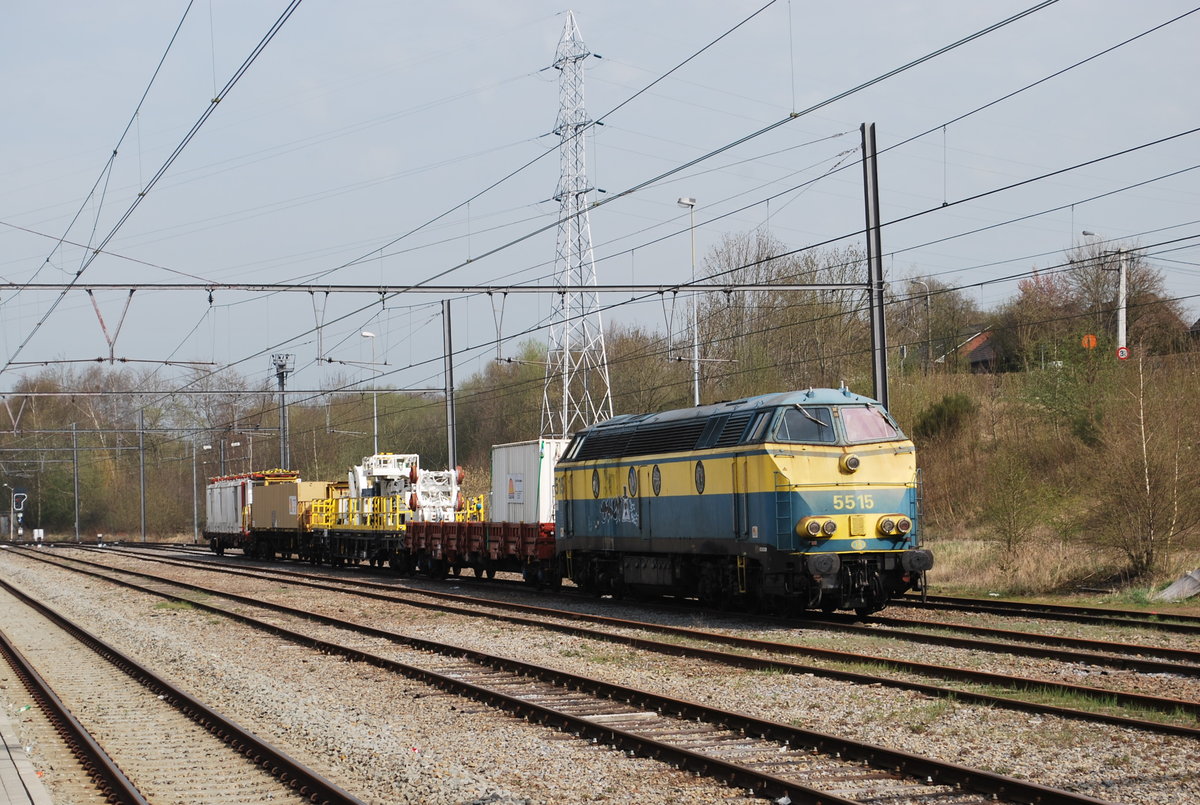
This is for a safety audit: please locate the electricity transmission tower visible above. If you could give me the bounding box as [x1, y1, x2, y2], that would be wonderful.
[541, 11, 612, 439]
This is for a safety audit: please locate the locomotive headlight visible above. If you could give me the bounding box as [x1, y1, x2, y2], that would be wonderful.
[805, 520, 823, 537]
[839, 454, 861, 474]
[896, 518, 912, 534]
[878, 518, 896, 535]
[821, 520, 838, 536]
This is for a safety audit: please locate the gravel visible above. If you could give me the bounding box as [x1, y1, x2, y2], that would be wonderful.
[3, 546, 1198, 804]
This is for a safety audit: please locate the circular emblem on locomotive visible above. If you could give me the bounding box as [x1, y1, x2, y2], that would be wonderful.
[851, 539, 867, 551]
[651, 465, 662, 496]
[628, 465, 638, 497]
[591, 468, 600, 499]
[694, 460, 706, 494]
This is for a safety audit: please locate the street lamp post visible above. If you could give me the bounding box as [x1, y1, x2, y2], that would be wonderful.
[677, 197, 700, 406]
[911, 279, 932, 374]
[361, 331, 379, 455]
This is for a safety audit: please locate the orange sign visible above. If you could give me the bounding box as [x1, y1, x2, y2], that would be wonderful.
[1081, 334, 1098, 349]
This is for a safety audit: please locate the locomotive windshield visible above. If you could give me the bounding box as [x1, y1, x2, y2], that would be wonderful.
[771, 404, 902, 445]
[841, 405, 900, 442]
[774, 406, 836, 444]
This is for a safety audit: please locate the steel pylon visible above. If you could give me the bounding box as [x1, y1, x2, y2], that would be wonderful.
[541, 11, 613, 439]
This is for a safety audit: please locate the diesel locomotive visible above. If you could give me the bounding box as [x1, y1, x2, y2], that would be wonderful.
[554, 387, 931, 614]
[205, 387, 930, 615]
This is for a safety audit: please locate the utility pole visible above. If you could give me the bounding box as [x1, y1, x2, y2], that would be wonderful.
[192, 440, 199, 544]
[1116, 248, 1128, 357]
[443, 300, 457, 468]
[272, 354, 294, 468]
[541, 11, 612, 438]
[1082, 232, 1129, 360]
[139, 409, 146, 541]
[861, 123, 889, 408]
[72, 423, 80, 542]
[2, 483, 12, 541]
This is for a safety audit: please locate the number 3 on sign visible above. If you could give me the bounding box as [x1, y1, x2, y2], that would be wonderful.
[833, 494, 874, 510]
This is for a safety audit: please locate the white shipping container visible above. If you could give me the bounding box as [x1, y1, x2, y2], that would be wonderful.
[206, 477, 251, 535]
[490, 438, 568, 524]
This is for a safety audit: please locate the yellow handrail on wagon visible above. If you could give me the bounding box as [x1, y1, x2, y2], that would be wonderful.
[304, 494, 412, 532]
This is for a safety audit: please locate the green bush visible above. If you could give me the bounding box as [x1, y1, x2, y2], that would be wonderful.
[913, 393, 977, 441]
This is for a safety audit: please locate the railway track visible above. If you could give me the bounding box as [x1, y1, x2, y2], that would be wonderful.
[23, 547, 1200, 743]
[0, 576, 363, 805]
[859, 611, 1200, 666]
[106, 545, 1200, 668]
[895, 593, 1200, 635]
[105, 551, 1200, 710]
[5, 547, 1119, 805]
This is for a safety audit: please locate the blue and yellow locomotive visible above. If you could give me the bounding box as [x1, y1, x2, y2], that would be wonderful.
[553, 387, 932, 614]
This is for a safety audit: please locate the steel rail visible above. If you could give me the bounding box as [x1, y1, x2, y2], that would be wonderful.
[896, 594, 1200, 634]
[0, 626, 148, 805]
[19, 551, 1116, 805]
[864, 612, 1200, 666]
[0, 577, 366, 805]
[67, 546, 1200, 735]
[106, 545, 1200, 666]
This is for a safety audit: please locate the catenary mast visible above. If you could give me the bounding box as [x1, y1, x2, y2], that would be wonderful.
[541, 11, 612, 438]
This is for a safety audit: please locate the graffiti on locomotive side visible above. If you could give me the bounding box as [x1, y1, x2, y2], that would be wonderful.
[596, 495, 639, 527]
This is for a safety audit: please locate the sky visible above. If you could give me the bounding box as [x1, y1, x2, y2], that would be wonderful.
[1, 0, 1198, 401]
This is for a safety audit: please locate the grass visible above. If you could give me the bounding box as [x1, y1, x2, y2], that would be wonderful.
[923, 537, 1200, 616]
[558, 644, 638, 665]
[152, 599, 195, 612]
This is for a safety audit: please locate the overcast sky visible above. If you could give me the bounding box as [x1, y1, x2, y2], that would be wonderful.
[2, 0, 1197, 398]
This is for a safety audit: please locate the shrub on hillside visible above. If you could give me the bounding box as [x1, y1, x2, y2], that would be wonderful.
[912, 393, 977, 441]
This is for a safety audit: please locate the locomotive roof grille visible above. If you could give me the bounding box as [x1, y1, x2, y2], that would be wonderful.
[712, 412, 754, 447]
[574, 419, 708, 461]
[623, 419, 707, 456]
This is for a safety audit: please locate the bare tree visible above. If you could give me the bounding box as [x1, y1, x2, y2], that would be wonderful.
[1086, 354, 1200, 578]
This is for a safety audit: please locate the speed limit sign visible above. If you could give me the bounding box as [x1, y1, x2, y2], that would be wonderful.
[1117, 346, 1130, 360]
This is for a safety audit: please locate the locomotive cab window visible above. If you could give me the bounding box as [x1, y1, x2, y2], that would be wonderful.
[743, 411, 772, 444]
[774, 406, 836, 444]
[561, 433, 585, 461]
[840, 405, 900, 443]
